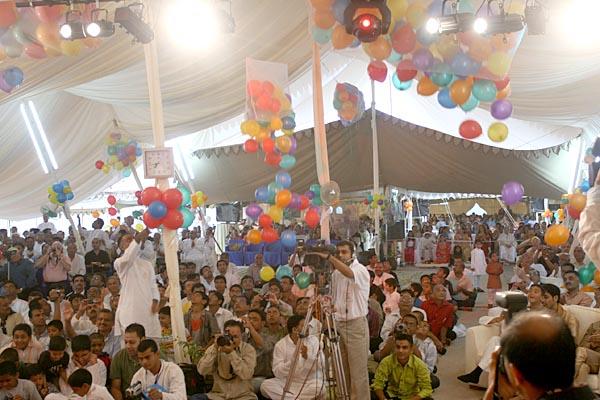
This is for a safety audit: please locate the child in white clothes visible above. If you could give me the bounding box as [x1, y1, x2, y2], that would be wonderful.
[382, 278, 401, 315]
[470, 240, 487, 291]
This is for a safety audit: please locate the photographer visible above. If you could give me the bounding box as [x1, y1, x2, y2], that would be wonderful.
[484, 312, 597, 400]
[309, 240, 370, 400]
[197, 320, 257, 400]
[35, 241, 71, 293]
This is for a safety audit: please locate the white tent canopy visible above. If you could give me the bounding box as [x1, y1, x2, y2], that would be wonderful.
[0, 0, 596, 218]
[466, 203, 488, 216]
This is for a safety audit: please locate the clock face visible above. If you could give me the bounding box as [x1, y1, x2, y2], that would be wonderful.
[144, 148, 174, 179]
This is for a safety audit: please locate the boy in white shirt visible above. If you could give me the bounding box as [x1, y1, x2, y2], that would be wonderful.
[68, 369, 114, 400]
[60, 336, 106, 395]
[0, 360, 42, 400]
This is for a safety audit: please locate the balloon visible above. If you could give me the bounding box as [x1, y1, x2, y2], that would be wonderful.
[178, 186, 191, 206]
[299, 195, 310, 210]
[282, 116, 296, 130]
[141, 187, 162, 206]
[406, 2, 426, 27]
[580, 262, 595, 285]
[430, 63, 454, 87]
[594, 266, 600, 285]
[108, 207, 117, 216]
[331, 24, 354, 49]
[392, 72, 412, 90]
[243, 139, 259, 153]
[246, 229, 262, 245]
[451, 52, 477, 76]
[141, 211, 160, 229]
[261, 227, 279, 243]
[364, 36, 392, 61]
[60, 39, 82, 56]
[391, 24, 416, 54]
[412, 48, 434, 71]
[281, 230, 297, 249]
[35, 5, 66, 23]
[0, 2, 17, 28]
[275, 171, 292, 188]
[567, 205, 581, 220]
[148, 201, 168, 219]
[275, 136, 292, 154]
[569, 193, 587, 212]
[460, 94, 479, 112]
[459, 120, 482, 140]
[268, 182, 283, 194]
[162, 188, 183, 209]
[295, 272, 311, 289]
[305, 209, 320, 228]
[449, 79, 472, 105]
[279, 155, 296, 170]
[106, 195, 116, 206]
[276, 264, 293, 280]
[246, 203, 263, 220]
[417, 75, 438, 96]
[495, 76, 511, 91]
[91, 210, 100, 218]
[312, 26, 332, 44]
[367, 60, 387, 82]
[255, 186, 270, 203]
[259, 214, 273, 229]
[501, 181, 524, 206]
[95, 160, 104, 170]
[396, 60, 417, 81]
[488, 52, 511, 77]
[110, 218, 120, 228]
[275, 189, 292, 208]
[388, 0, 408, 18]
[180, 208, 195, 228]
[488, 122, 509, 143]
[437, 88, 456, 109]
[267, 206, 284, 223]
[261, 137, 275, 153]
[36, 22, 60, 48]
[3, 67, 23, 88]
[265, 152, 282, 166]
[472, 79, 497, 102]
[162, 209, 183, 230]
[313, 10, 336, 29]
[490, 99, 513, 120]
[259, 266, 276, 282]
[320, 180, 341, 206]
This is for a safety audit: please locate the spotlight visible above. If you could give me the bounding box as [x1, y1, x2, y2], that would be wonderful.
[425, 17, 441, 34]
[475, 14, 525, 35]
[525, 0, 545, 35]
[473, 17, 488, 34]
[85, 9, 114, 38]
[114, 3, 154, 44]
[425, 13, 474, 34]
[343, 0, 391, 43]
[59, 11, 85, 40]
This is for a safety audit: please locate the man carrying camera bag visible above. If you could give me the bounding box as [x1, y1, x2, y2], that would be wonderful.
[197, 320, 257, 400]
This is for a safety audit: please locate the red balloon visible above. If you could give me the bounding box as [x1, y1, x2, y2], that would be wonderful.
[244, 139, 259, 153]
[568, 205, 581, 220]
[262, 138, 275, 154]
[247, 80, 263, 98]
[270, 99, 281, 114]
[35, 5, 65, 23]
[162, 188, 183, 209]
[391, 24, 416, 54]
[256, 95, 271, 111]
[107, 195, 116, 205]
[0, 2, 17, 29]
[143, 211, 161, 229]
[495, 76, 510, 91]
[95, 160, 104, 170]
[459, 120, 482, 140]
[135, 190, 142, 198]
[265, 152, 282, 166]
[299, 195, 310, 210]
[261, 227, 279, 243]
[305, 209, 320, 229]
[258, 214, 273, 229]
[108, 207, 117, 216]
[140, 187, 162, 206]
[162, 209, 184, 230]
[396, 60, 417, 82]
[137, 198, 143, 206]
[367, 60, 388, 82]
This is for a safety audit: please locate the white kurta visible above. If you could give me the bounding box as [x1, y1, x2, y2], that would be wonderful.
[498, 233, 516, 263]
[260, 335, 324, 400]
[114, 241, 161, 338]
[470, 248, 487, 276]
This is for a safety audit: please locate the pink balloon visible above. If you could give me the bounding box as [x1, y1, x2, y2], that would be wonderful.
[24, 43, 46, 59]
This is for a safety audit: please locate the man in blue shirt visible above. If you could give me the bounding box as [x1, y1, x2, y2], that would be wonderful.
[2, 248, 37, 296]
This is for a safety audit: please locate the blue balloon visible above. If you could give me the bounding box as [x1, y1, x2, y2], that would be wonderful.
[450, 53, 479, 77]
[437, 88, 457, 109]
[416, 27, 438, 46]
[460, 94, 479, 112]
[309, 184, 321, 196]
[61, 180, 69, 187]
[279, 155, 296, 170]
[281, 116, 296, 130]
[276, 264, 294, 281]
[275, 171, 292, 188]
[52, 183, 63, 193]
[332, 0, 349, 24]
[268, 182, 283, 195]
[472, 79, 497, 102]
[149, 201, 167, 219]
[430, 63, 453, 87]
[581, 179, 591, 193]
[136, 147, 143, 157]
[57, 193, 67, 203]
[387, 49, 403, 64]
[3, 67, 23, 88]
[66, 192, 74, 201]
[280, 230, 297, 249]
[312, 27, 332, 44]
[255, 186, 270, 203]
[392, 73, 412, 91]
[122, 168, 132, 177]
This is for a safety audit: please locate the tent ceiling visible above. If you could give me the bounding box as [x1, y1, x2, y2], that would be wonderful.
[0, 0, 595, 219]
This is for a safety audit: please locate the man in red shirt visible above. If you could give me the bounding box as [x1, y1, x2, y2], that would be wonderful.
[421, 284, 455, 347]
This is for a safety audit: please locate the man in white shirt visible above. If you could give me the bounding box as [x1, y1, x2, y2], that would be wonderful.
[372, 262, 393, 287]
[207, 291, 233, 333]
[81, 219, 111, 253]
[38, 214, 57, 234]
[4, 281, 29, 318]
[65, 243, 86, 279]
[180, 230, 203, 272]
[310, 240, 370, 400]
[130, 339, 186, 400]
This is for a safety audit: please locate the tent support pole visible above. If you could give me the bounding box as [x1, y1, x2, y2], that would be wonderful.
[142, 1, 188, 364]
[371, 79, 380, 257]
[311, 42, 331, 242]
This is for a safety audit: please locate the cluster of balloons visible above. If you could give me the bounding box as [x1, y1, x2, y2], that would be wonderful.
[191, 191, 208, 208]
[566, 193, 586, 220]
[241, 80, 297, 170]
[544, 223, 570, 247]
[95, 132, 143, 178]
[333, 82, 365, 126]
[500, 181, 524, 206]
[0, 66, 23, 93]
[0, 2, 103, 60]
[309, 0, 521, 142]
[363, 193, 386, 209]
[139, 187, 195, 230]
[47, 180, 74, 205]
[403, 200, 413, 212]
[105, 194, 120, 227]
[459, 119, 509, 143]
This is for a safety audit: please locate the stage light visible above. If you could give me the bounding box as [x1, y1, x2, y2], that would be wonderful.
[85, 9, 114, 38]
[425, 17, 440, 34]
[114, 3, 154, 44]
[343, 0, 391, 43]
[473, 17, 488, 34]
[426, 13, 474, 34]
[59, 11, 85, 40]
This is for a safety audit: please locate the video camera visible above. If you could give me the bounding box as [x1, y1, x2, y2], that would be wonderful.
[125, 382, 143, 399]
[495, 291, 528, 322]
[216, 334, 233, 347]
[304, 241, 336, 273]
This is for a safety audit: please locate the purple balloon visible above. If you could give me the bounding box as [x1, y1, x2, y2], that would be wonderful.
[305, 190, 315, 200]
[491, 99, 513, 120]
[290, 193, 301, 209]
[288, 136, 297, 154]
[412, 48, 434, 71]
[501, 181, 524, 206]
[246, 203, 263, 220]
[0, 74, 12, 93]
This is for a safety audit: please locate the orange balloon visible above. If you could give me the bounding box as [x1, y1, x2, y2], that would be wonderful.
[544, 224, 570, 247]
[569, 193, 587, 213]
[313, 10, 336, 29]
[275, 189, 292, 208]
[583, 285, 596, 293]
[417, 75, 438, 96]
[496, 84, 511, 100]
[246, 229, 262, 244]
[36, 23, 60, 48]
[310, 0, 334, 11]
[275, 136, 292, 153]
[449, 79, 472, 105]
[364, 36, 392, 61]
[331, 24, 354, 49]
[595, 269, 600, 285]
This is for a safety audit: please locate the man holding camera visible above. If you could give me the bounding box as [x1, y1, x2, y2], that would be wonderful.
[310, 240, 370, 400]
[197, 320, 257, 400]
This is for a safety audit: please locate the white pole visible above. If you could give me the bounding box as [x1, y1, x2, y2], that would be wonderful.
[371, 79, 380, 256]
[143, 1, 187, 364]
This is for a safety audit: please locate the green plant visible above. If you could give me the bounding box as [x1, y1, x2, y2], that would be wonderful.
[180, 341, 204, 365]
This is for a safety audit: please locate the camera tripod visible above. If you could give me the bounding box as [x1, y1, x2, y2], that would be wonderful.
[281, 294, 350, 400]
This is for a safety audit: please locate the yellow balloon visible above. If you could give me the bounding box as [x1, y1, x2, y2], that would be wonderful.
[267, 206, 283, 223]
[488, 122, 509, 143]
[259, 266, 275, 282]
[91, 211, 100, 218]
[270, 117, 283, 131]
[388, 0, 408, 20]
[487, 52, 511, 77]
[60, 39, 82, 56]
[135, 223, 144, 232]
[406, 3, 426, 28]
[110, 218, 120, 227]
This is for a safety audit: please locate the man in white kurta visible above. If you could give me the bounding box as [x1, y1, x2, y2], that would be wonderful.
[260, 316, 323, 400]
[113, 229, 161, 338]
[498, 226, 517, 263]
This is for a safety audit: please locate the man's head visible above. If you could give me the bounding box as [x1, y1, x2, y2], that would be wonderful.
[500, 312, 575, 398]
[541, 284, 560, 310]
[233, 295, 249, 317]
[124, 323, 145, 358]
[229, 284, 242, 299]
[398, 289, 414, 311]
[208, 291, 224, 308]
[432, 284, 446, 302]
[286, 315, 304, 336]
[214, 276, 227, 293]
[72, 335, 92, 366]
[336, 241, 355, 263]
[96, 309, 115, 335]
[28, 302, 46, 328]
[89, 333, 105, 355]
[12, 324, 31, 350]
[266, 306, 282, 326]
[216, 260, 228, 275]
[26, 364, 47, 392]
[137, 339, 161, 373]
[0, 361, 18, 390]
[374, 262, 383, 276]
[2, 281, 19, 299]
[436, 266, 450, 279]
[401, 313, 419, 335]
[200, 266, 213, 281]
[241, 276, 254, 291]
[223, 320, 244, 348]
[393, 333, 413, 365]
[124, 216, 134, 227]
[158, 307, 171, 329]
[68, 368, 93, 397]
[66, 242, 77, 258]
[573, 246, 586, 262]
[48, 335, 67, 361]
[254, 253, 263, 266]
[106, 276, 120, 294]
[563, 271, 581, 293]
[295, 297, 310, 317]
[248, 309, 265, 332]
[72, 275, 86, 292]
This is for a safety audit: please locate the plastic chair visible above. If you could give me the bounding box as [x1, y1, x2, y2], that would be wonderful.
[264, 241, 283, 267]
[244, 243, 264, 266]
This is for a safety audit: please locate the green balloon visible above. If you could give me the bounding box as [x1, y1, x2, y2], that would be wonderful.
[178, 185, 192, 206]
[295, 272, 311, 289]
[579, 263, 596, 285]
[180, 207, 195, 229]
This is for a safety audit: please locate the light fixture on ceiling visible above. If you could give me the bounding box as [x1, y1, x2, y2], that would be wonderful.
[343, 0, 391, 43]
[425, 0, 475, 35]
[28, 101, 58, 171]
[85, 8, 115, 38]
[471, 0, 525, 36]
[20, 103, 48, 174]
[59, 10, 85, 40]
[114, 2, 154, 44]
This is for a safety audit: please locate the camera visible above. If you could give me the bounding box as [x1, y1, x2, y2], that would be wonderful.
[125, 381, 142, 398]
[304, 241, 336, 273]
[495, 291, 528, 322]
[217, 334, 233, 347]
